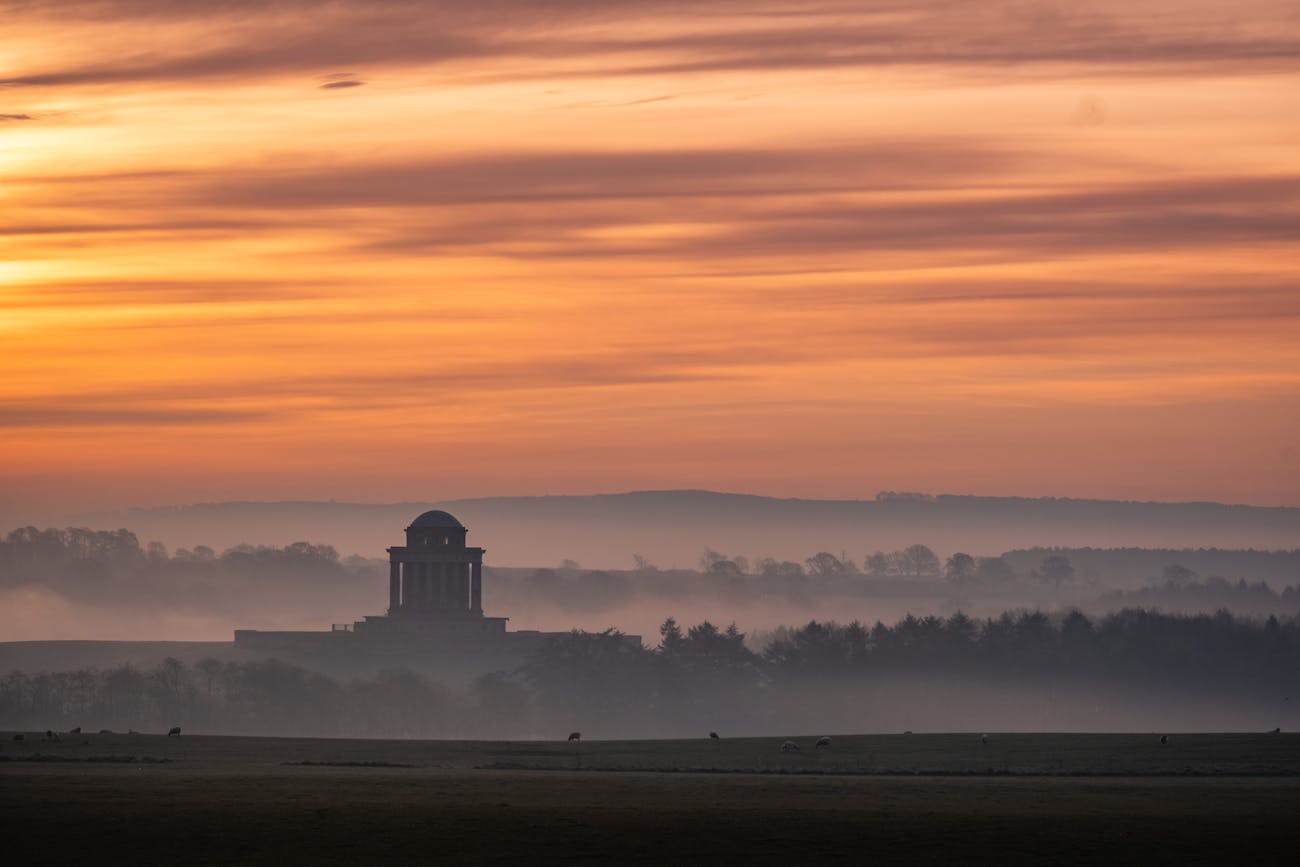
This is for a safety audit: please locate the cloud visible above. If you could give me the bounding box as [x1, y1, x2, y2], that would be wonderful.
[619, 95, 673, 107]
[0, 403, 270, 429]
[318, 73, 364, 89]
[0, 279, 336, 309]
[192, 143, 1019, 208]
[3, 1, 1297, 89]
[7, 137, 1298, 267]
[0, 113, 33, 120]
[0, 345, 771, 433]
[171, 149, 1297, 263]
[3, 2, 1297, 510]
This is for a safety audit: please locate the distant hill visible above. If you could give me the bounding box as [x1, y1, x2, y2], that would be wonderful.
[61, 491, 1300, 569]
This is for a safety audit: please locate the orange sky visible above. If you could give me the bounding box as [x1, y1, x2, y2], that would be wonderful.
[2, 0, 1298, 519]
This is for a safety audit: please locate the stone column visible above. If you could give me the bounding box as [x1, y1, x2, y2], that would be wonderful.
[401, 562, 412, 612]
[438, 562, 449, 609]
[389, 560, 400, 614]
[471, 560, 482, 614]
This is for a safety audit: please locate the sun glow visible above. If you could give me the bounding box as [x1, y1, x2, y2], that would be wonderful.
[1, 0, 1298, 516]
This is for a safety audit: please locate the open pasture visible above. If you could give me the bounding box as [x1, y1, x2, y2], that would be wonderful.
[4, 729, 1297, 775]
[3, 732, 1299, 865]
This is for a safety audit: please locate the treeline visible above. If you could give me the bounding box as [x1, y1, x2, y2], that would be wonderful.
[3, 609, 1296, 738]
[5, 527, 1297, 623]
[694, 545, 994, 580]
[1002, 547, 1300, 587]
[1103, 577, 1300, 617]
[488, 547, 1012, 612]
[693, 545, 1300, 589]
[486, 559, 1300, 617]
[7, 527, 1297, 598]
[0, 527, 381, 610]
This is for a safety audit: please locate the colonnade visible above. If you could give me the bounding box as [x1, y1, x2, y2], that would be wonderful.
[388, 559, 483, 615]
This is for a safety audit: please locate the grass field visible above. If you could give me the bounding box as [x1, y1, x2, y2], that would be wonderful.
[4, 731, 1299, 865]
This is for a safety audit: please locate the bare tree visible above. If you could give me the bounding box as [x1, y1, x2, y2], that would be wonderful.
[902, 544, 940, 577]
[944, 552, 977, 585]
[805, 552, 848, 578]
[1039, 554, 1075, 589]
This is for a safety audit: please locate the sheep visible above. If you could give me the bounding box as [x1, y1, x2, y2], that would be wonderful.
[168, 726, 182, 737]
[1159, 735, 1169, 745]
[815, 736, 831, 749]
[567, 731, 580, 742]
[780, 740, 800, 753]
[980, 734, 989, 744]
[44, 729, 54, 740]
[709, 732, 720, 740]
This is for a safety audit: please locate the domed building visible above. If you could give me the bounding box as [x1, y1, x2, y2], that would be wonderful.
[364, 509, 508, 636]
[235, 510, 512, 653]
[234, 509, 640, 672]
[388, 510, 483, 617]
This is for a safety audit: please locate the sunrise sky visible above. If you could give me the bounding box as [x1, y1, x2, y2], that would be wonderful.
[2, 0, 1298, 519]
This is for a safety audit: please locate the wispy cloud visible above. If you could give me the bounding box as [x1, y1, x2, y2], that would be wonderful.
[318, 72, 365, 90]
[14, 145, 1293, 265]
[2, 0, 1298, 506]
[3, 1, 1298, 89]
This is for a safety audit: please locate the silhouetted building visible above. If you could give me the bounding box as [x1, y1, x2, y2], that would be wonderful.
[234, 511, 637, 669]
[353, 509, 506, 638]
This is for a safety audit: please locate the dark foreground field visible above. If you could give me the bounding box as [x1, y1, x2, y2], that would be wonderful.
[3, 732, 1298, 865]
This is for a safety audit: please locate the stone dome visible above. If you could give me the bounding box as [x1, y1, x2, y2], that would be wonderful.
[407, 510, 465, 529]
